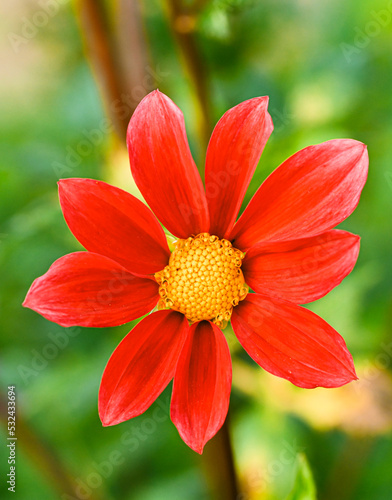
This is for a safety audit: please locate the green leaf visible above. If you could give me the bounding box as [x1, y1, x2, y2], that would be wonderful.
[285, 453, 317, 500]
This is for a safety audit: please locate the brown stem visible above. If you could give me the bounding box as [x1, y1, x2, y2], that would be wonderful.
[202, 415, 240, 500]
[165, 0, 213, 177]
[116, 0, 151, 109]
[75, 0, 128, 139]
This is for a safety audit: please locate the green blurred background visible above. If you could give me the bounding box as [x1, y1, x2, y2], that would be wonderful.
[1, 0, 392, 499]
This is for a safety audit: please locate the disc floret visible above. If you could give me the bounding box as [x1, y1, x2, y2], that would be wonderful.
[155, 233, 248, 328]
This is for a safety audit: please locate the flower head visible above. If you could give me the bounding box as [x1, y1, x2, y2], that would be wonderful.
[155, 233, 249, 328]
[23, 90, 368, 453]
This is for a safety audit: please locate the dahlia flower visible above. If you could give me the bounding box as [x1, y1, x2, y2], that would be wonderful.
[24, 90, 368, 453]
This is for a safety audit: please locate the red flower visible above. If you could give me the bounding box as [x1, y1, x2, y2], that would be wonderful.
[23, 90, 368, 453]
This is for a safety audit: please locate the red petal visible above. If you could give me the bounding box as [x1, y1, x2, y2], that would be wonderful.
[23, 252, 159, 327]
[127, 90, 209, 238]
[205, 96, 273, 237]
[99, 311, 188, 425]
[58, 178, 170, 275]
[231, 294, 357, 388]
[229, 140, 368, 250]
[171, 321, 232, 454]
[243, 230, 360, 304]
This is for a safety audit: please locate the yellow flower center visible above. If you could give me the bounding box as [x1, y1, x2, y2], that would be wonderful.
[154, 233, 248, 328]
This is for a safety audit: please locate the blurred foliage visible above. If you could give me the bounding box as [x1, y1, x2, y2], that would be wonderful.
[285, 454, 316, 500]
[1, 0, 392, 499]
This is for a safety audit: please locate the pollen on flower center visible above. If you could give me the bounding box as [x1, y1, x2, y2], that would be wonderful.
[154, 233, 248, 328]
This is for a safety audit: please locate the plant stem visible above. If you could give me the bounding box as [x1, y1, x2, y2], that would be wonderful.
[75, 0, 150, 142]
[202, 415, 240, 500]
[76, 0, 127, 138]
[165, 0, 213, 178]
[116, 0, 151, 110]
